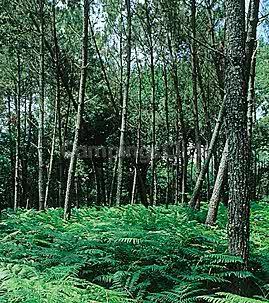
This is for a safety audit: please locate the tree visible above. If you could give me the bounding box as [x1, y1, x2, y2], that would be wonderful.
[225, 0, 250, 263]
[14, 53, 21, 211]
[205, 139, 228, 225]
[64, 0, 89, 219]
[116, 0, 132, 206]
[38, 0, 45, 211]
[190, 0, 202, 210]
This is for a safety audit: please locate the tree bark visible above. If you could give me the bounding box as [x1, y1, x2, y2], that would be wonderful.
[245, 0, 260, 88]
[205, 139, 228, 225]
[116, 0, 132, 206]
[38, 0, 45, 211]
[44, 89, 58, 208]
[168, 36, 187, 204]
[51, 0, 64, 208]
[131, 52, 142, 205]
[64, 0, 89, 219]
[7, 96, 14, 209]
[225, 0, 250, 263]
[14, 54, 21, 211]
[246, 0, 260, 201]
[163, 63, 170, 207]
[190, 0, 202, 210]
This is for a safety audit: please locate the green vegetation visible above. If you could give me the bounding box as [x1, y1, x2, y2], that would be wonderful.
[1, 0, 269, 301]
[0, 203, 268, 302]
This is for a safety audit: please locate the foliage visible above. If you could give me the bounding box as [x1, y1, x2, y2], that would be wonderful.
[0, 203, 268, 302]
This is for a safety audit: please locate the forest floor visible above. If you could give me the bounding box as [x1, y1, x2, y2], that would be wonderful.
[0, 203, 268, 303]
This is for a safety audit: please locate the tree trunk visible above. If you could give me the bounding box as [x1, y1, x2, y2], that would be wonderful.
[44, 90, 58, 208]
[143, 0, 157, 206]
[246, 0, 260, 201]
[108, 156, 118, 206]
[7, 96, 14, 209]
[52, 0, 64, 208]
[22, 91, 33, 209]
[64, 0, 89, 220]
[131, 52, 142, 205]
[168, 36, 187, 204]
[14, 54, 21, 211]
[116, 0, 132, 206]
[191, 0, 202, 210]
[205, 139, 228, 225]
[225, 0, 250, 263]
[247, 45, 258, 201]
[163, 63, 170, 207]
[38, 0, 45, 211]
[245, 0, 260, 88]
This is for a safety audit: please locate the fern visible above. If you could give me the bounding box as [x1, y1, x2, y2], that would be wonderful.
[0, 203, 269, 302]
[200, 292, 269, 303]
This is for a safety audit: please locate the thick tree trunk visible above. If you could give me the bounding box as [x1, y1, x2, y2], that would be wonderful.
[225, 0, 250, 263]
[116, 0, 132, 206]
[38, 0, 45, 211]
[64, 0, 89, 219]
[14, 54, 21, 211]
[205, 139, 228, 225]
[189, 99, 225, 208]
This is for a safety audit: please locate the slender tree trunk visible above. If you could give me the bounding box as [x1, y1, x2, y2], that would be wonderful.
[64, 0, 89, 219]
[247, 46, 258, 201]
[205, 139, 228, 225]
[44, 91, 58, 208]
[38, 0, 45, 211]
[24, 93, 33, 208]
[131, 53, 142, 205]
[108, 156, 118, 206]
[116, 0, 132, 206]
[168, 36, 187, 204]
[175, 112, 181, 205]
[92, 159, 101, 205]
[189, 99, 225, 208]
[145, 1, 157, 206]
[190, 148, 194, 190]
[7, 96, 14, 209]
[245, 0, 260, 201]
[191, 0, 202, 210]
[163, 63, 170, 207]
[245, 0, 260, 88]
[52, 0, 64, 208]
[14, 54, 21, 211]
[99, 162, 106, 205]
[225, 0, 250, 263]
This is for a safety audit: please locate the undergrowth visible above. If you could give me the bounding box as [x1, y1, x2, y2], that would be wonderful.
[0, 202, 268, 302]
